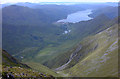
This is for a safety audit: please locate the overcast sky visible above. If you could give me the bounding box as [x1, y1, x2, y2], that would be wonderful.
[1, 0, 119, 4]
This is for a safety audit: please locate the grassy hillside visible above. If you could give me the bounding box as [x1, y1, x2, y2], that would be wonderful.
[2, 4, 119, 78]
[43, 14, 116, 69]
[2, 4, 118, 73]
[25, 61, 60, 77]
[20, 14, 113, 69]
[61, 22, 118, 77]
[2, 50, 58, 78]
[3, 5, 115, 69]
[2, 50, 30, 68]
[2, 5, 83, 60]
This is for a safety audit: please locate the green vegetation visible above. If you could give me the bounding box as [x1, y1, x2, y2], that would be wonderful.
[24, 61, 60, 77]
[2, 50, 29, 68]
[3, 5, 118, 69]
[62, 23, 118, 77]
[2, 4, 119, 77]
[89, 6, 118, 19]
[41, 14, 116, 68]
[2, 50, 57, 78]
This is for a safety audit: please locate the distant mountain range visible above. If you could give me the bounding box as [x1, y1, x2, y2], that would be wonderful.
[1, 2, 118, 8]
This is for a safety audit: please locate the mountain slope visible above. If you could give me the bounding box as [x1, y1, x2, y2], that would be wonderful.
[2, 5, 118, 72]
[25, 61, 60, 77]
[2, 50, 30, 68]
[89, 6, 118, 19]
[2, 5, 66, 56]
[62, 21, 118, 77]
[2, 50, 58, 78]
[44, 14, 114, 69]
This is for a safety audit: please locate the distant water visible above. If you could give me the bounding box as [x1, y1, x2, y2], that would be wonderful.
[57, 9, 93, 23]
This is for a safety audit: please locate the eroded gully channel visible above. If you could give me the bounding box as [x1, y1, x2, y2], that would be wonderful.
[55, 45, 82, 71]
